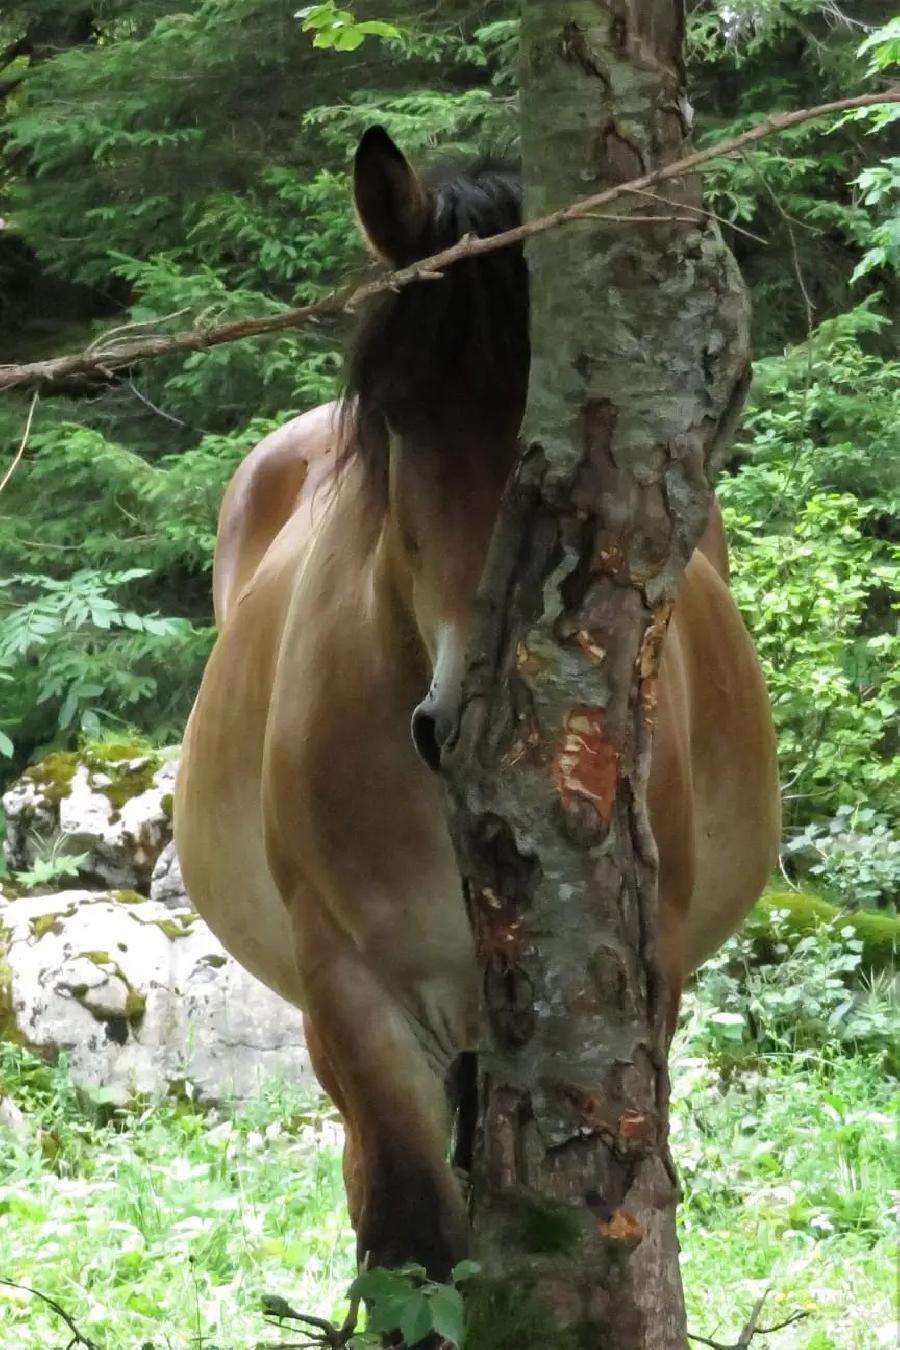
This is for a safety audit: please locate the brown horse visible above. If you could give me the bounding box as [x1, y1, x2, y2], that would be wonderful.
[175, 127, 780, 1281]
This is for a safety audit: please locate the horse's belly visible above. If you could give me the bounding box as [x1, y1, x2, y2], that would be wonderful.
[177, 708, 302, 1005]
[175, 550, 307, 1006]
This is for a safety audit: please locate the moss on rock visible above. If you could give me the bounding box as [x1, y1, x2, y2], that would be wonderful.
[751, 890, 899, 970]
[0, 930, 21, 1045]
[20, 741, 166, 819]
[82, 746, 162, 814]
[23, 752, 79, 807]
[124, 987, 146, 1021]
[30, 913, 64, 941]
[150, 914, 196, 941]
[112, 889, 147, 905]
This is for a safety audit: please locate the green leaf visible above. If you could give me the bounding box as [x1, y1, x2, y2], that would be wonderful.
[429, 1283, 466, 1347]
[399, 1293, 435, 1346]
[451, 1259, 481, 1284]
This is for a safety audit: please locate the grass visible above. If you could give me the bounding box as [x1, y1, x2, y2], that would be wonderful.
[672, 1041, 897, 1348]
[0, 936, 897, 1348]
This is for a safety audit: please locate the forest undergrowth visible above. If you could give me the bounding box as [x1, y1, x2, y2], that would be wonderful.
[0, 918, 896, 1350]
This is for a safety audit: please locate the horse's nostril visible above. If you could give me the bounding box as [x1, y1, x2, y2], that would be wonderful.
[411, 708, 443, 773]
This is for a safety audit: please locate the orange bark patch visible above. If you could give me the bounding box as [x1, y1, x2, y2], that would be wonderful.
[552, 706, 619, 824]
[638, 602, 673, 722]
[617, 1107, 653, 1143]
[473, 887, 524, 967]
[595, 1207, 643, 1243]
[574, 629, 606, 664]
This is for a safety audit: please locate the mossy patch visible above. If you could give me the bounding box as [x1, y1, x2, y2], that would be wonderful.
[465, 1275, 580, 1350]
[23, 752, 79, 807]
[113, 889, 147, 906]
[30, 914, 64, 940]
[87, 740, 153, 764]
[20, 741, 165, 819]
[0, 930, 22, 1046]
[517, 1198, 584, 1255]
[146, 913, 197, 941]
[752, 889, 899, 970]
[82, 747, 161, 814]
[69, 956, 146, 1026]
[160, 793, 174, 821]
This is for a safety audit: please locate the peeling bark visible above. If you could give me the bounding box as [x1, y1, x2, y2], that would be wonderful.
[444, 3, 750, 1347]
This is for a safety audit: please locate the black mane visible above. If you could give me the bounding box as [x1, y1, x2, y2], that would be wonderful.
[342, 158, 529, 503]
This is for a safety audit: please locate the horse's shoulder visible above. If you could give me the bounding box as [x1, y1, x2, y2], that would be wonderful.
[213, 402, 340, 625]
[225, 402, 339, 513]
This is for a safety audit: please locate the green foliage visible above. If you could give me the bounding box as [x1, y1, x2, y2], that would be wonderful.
[0, 0, 514, 776]
[786, 808, 900, 911]
[686, 0, 898, 348]
[673, 1050, 897, 1348]
[346, 1263, 470, 1347]
[719, 300, 899, 837]
[297, 4, 403, 52]
[0, 564, 206, 755]
[685, 908, 899, 1067]
[0, 0, 896, 922]
[10, 836, 90, 891]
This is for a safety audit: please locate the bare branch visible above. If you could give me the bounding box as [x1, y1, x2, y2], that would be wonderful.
[689, 1288, 810, 1349]
[0, 1278, 100, 1350]
[0, 88, 896, 396]
[0, 391, 38, 496]
[260, 1287, 362, 1349]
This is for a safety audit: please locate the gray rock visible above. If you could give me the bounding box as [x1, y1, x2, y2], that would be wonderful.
[0, 890, 310, 1105]
[150, 839, 190, 909]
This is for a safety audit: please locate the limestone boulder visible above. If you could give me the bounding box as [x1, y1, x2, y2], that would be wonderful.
[0, 889, 310, 1105]
[2, 744, 180, 895]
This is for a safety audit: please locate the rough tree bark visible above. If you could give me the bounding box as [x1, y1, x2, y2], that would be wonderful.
[444, 3, 750, 1348]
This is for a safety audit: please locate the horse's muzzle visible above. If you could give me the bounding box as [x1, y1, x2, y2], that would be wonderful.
[411, 702, 457, 774]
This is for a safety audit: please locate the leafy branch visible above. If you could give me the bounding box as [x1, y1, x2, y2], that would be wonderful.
[0, 88, 896, 395]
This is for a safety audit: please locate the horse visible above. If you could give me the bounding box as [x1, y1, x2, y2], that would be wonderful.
[174, 126, 780, 1282]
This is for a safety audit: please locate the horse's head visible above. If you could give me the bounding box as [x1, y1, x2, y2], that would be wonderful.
[348, 128, 529, 770]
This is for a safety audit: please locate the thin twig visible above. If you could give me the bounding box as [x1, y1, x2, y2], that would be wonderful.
[0, 390, 38, 495]
[688, 1288, 810, 1349]
[741, 153, 816, 330]
[0, 88, 896, 395]
[84, 306, 192, 353]
[127, 379, 188, 426]
[624, 185, 769, 244]
[0, 1278, 100, 1350]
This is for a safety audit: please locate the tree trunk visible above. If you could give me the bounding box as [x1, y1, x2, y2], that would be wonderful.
[444, 3, 750, 1347]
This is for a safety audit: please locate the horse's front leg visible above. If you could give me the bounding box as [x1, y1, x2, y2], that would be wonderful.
[295, 921, 469, 1282]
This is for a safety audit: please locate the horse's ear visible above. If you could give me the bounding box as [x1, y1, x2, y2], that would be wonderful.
[353, 126, 430, 266]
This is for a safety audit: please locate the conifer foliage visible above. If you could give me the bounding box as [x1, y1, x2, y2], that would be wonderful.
[0, 1, 896, 898]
